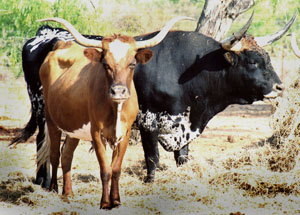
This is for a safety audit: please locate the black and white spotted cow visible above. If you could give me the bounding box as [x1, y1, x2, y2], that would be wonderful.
[13, 12, 295, 186]
[133, 12, 295, 182]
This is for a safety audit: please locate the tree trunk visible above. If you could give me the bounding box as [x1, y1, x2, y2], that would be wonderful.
[195, 0, 255, 40]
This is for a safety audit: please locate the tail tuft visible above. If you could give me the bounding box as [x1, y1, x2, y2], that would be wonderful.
[9, 113, 38, 146]
[37, 124, 50, 172]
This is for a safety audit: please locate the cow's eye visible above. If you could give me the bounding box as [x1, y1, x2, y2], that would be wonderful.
[129, 63, 136, 70]
[103, 63, 111, 71]
[248, 61, 258, 69]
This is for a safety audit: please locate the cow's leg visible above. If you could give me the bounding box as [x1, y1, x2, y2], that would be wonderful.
[9, 84, 49, 187]
[36, 113, 51, 188]
[23, 86, 50, 189]
[47, 120, 62, 193]
[110, 131, 130, 208]
[92, 128, 111, 209]
[140, 128, 159, 183]
[174, 144, 189, 166]
[36, 89, 50, 188]
[61, 136, 79, 196]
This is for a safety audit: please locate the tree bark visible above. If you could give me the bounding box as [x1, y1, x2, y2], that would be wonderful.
[195, 0, 255, 40]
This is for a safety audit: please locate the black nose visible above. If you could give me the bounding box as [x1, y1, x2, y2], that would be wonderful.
[274, 83, 285, 92]
[109, 84, 130, 102]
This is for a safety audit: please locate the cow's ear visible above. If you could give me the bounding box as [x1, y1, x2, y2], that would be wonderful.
[136, 49, 153, 64]
[84, 48, 102, 62]
[224, 52, 236, 65]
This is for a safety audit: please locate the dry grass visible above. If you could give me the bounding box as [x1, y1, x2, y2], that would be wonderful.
[1, 58, 300, 214]
[270, 73, 300, 145]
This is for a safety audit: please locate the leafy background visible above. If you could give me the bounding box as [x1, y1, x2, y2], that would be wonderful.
[0, 0, 299, 77]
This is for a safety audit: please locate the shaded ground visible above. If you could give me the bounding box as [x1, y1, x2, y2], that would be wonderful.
[1, 70, 300, 215]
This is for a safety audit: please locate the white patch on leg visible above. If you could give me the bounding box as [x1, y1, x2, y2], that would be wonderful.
[61, 122, 92, 141]
[108, 40, 131, 63]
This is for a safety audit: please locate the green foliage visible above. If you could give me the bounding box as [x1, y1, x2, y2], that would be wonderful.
[0, 0, 299, 78]
[1, 0, 52, 77]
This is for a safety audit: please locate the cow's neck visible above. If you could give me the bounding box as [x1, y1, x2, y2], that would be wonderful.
[188, 68, 243, 132]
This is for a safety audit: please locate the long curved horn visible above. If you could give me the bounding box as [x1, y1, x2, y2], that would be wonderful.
[254, 11, 297, 47]
[135, 16, 195, 49]
[38, 18, 102, 48]
[291, 33, 300, 58]
[221, 11, 254, 51]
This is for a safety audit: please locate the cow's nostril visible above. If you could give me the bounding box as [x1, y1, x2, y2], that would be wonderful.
[111, 88, 116, 95]
[275, 84, 285, 92]
[122, 89, 126, 95]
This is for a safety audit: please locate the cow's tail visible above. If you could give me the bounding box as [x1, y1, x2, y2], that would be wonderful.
[37, 124, 50, 172]
[9, 111, 37, 146]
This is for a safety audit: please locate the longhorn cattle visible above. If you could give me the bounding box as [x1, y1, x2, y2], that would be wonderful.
[35, 16, 192, 209]
[132, 11, 294, 182]
[12, 12, 295, 184]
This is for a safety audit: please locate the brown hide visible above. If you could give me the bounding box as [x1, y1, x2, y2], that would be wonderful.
[39, 40, 140, 209]
[40, 42, 138, 140]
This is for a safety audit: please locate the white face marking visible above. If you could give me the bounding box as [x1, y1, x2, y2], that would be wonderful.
[61, 122, 92, 141]
[108, 39, 131, 63]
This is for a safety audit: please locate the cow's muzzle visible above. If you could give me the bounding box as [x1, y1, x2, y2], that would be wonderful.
[264, 83, 285, 99]
[109, 84, 130, 103]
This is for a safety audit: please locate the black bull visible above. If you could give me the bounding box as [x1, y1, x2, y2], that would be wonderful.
[11, 13, 295, 186]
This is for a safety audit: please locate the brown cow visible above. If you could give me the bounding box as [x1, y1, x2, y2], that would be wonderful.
[36, 16, 193, 209]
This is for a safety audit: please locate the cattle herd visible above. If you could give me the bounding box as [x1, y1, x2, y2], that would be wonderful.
[8, 7, 299, 210]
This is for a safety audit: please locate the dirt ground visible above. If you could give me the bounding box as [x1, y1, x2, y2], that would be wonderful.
[1, 68, 300, 215]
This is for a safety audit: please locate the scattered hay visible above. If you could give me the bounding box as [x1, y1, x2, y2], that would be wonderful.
[0, 172, 35, 205]
[261, 74, 300, 173]
[72, 173, 99, 183]
[209, 171, 300, 197]
[264, 143, 299, 172]
[270, 74, 300, 146]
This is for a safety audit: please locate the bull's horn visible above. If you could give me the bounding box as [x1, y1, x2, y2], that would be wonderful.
[254, 11, 297, 47]
[221, 11, 254, 51]
[135, 16, 195, 49]
[38, 17, 103, 48]
[291, 33, 300, 58]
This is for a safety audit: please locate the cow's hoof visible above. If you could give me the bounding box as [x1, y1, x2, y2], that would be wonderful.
[176, 155, 189, 166]
[42, 180, 51, 189]
[62, 190, 74, 197]
[34, 177, 43, 186]
[144, 175, 154, 183]
[34, 177, 50, 189]
[100, 202, 111, 210]
[112, 200, 121, 208]
[49, 183, 58, 193]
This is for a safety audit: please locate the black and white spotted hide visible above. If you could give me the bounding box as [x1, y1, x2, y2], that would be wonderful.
[136, 107, 200, 151]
